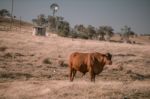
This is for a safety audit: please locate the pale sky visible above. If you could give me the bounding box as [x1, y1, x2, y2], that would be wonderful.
[0, 0, 150, 34]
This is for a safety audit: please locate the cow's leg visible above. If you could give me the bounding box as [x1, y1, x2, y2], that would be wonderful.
[72, 69, 77, 81]
[70, 68, 73, 81]
[90, 73, 95, 82]
[89, 69, 95, 82]
[81, 73, 85, 77]
[92, 74, 95, 82]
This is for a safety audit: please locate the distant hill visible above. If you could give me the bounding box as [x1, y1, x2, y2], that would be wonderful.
[0, 17, 33, 31]
[0, 16, 149, 45]
[0, 16, 32, 26]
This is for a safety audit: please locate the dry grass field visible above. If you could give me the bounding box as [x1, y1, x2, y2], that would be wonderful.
[0, 27, 150, 99]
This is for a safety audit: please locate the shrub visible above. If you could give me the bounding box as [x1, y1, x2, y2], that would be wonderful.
[43, 58, 52, 64]
[0, 46, 7, 52]
[77, 32, 89, 39]
[58, 60, 68, 67]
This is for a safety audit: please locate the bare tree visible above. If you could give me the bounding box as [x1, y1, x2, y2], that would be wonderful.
[86, 25, 96, 39]
[97, 26, 114, 41]
[121, 25, 134, 43]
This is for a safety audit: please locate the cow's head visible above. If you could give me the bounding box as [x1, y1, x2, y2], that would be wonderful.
[105, 53, 112, 65]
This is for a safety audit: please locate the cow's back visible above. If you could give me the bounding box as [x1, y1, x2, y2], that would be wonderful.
[69, 52, 89, 72]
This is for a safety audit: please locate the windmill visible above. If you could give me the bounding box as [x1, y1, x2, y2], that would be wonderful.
[50, 3, 59, 17]
[50, 3, 60, 32]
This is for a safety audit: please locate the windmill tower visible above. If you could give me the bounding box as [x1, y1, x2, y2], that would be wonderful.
[50, 3, 60, 32]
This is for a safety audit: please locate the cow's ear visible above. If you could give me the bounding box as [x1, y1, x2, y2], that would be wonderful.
[106, 53, 112, 59]
[106, 53, 109, 56]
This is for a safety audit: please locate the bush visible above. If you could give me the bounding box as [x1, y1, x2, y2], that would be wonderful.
[69, 32, 78, 38]
[3, 52, 13, 58]
[0, 46, 7, 52]
[58, 31, 69, 37]
[43, 58, 52, 64]
[58, 60, 68, 67]
[77, 32, 89, 39]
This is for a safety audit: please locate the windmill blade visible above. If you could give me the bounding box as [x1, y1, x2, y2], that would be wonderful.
[50, 3, 59, 10]
[50, 3, 59, 16]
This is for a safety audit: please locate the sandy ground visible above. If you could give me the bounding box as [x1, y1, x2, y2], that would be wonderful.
[0, 30, 150, 99]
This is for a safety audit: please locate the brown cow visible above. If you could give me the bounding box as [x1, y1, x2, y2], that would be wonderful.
[69, 52, 112, 82]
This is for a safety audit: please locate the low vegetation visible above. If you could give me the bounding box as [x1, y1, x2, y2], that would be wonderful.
[32, 13, 136, 43]
[43, 58, 52, 64]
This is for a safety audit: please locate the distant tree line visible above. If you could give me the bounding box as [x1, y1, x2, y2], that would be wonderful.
[0, 8, 138, 42]
[120, 25, 136, 43]
[70, 24, 114, 41]
[32, 14, 70, 37]
[32, 14, 115, 40]
[32, 14, 137, 42]
[0, 8, 138, 41]
[140, 34, 150, 36]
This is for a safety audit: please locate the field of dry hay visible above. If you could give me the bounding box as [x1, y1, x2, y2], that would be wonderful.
[0, 30, 150, 99]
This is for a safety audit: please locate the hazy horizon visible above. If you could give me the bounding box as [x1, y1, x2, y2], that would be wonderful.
[0, 0, 150, 34]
